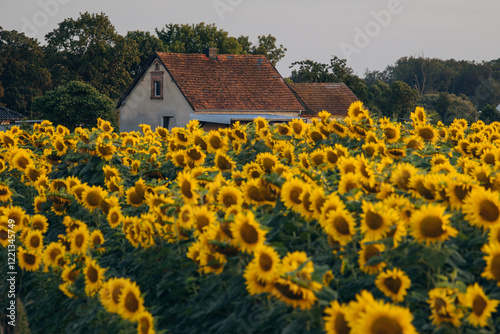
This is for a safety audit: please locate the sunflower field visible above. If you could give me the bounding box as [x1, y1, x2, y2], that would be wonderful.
[1, 103, 500, 334]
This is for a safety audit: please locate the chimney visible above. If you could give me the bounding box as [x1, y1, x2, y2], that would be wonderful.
[207, 47, 217, 60]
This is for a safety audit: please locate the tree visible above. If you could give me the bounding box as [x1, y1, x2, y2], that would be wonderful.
[478, 104, 500, 124]
[289, 60, 334, 83]
[250, 34, 286, 66]
[289, 56, 368, 102]
[156, 22, 242, 54]
[366, 80, 418, 120]
[0, 27, 52, 115]
[417, 92, 478, 125]
[44, 12, 140, 99]
[33, 81, 117, 130]
[155, 23, 287, 65]
[125, 30, 167, 78]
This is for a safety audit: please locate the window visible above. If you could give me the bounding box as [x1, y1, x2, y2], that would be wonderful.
[163, 116, 173, 129]
[154, 81, 161, 97]
[150, 63, 164, 100]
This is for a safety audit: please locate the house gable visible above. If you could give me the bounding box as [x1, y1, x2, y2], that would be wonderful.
[118, 55, 194, 132]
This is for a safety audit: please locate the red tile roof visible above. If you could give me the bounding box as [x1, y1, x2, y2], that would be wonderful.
[288, 83, 359, 117]
[156, 52, 303, 112]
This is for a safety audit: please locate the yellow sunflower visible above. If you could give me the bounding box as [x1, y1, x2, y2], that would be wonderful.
[185, 146, 206, 166]
[11, 149, 32, 171]
[217, 185, 243, 209]
[489, 224, 500, 246]
[462, 187, 500, 229]
[117, 280, 145, 321]
[271, 278, 317, 310]
[256, 152, 279, 173]
[137, 311, 155, 334]
[59, 282, 76, 298]
[84, 257, 106, 297]
[30, 214, 49, 233]
[415, 125, 437, 142]
[347, 101, 369, 121]
[375, 268, 411, 303]
[243, 261, 274, 296]
[52, 135, 68, 156]
[43, 242, 65, 267]
[90, 230, 105, 249]
[191, 205, 217, 236]
[18, 246, 42, 272]
[323, 301, 351, 334]
[446, 174, 476, 209]
[24, 230, 43, 253]
[463, 283, 499, 327]
[427, 287, 464, 327]
[481, 243, 500, 285]
[101, 277, 129, 314]
[410, 204, 457, 245]
[61, 264, 79, 283]
[280, 178, 306, 211]
[360, 201, 398, 242]
[176, 171, 199, 205]
[107, 206, 123, 229]
[322, 208, 356, 246]
[289, 119, 307, 139]
[350, 299, 417, 334]
[230, 210, 266, 254]
[206, 130, 229, 153]
[0, 184, 12, 202]
[358, 243, 386, 275]
[390, 163, 419, 191]
[381, 123, 401, 144]
[248, 245, 281, 282]
[81, 185, 107, 211]
[214, 152, 236, 172]
[410, 106, 428, 125]
[69, 225, 90, 255]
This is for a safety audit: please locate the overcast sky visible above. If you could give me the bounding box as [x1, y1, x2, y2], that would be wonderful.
[2, 0, 500, 77]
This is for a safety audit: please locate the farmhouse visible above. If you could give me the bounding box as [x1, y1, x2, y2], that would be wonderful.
[288, 82, 359, 120]
[0, 106, 24, 125]
[117, 48, 305, 131]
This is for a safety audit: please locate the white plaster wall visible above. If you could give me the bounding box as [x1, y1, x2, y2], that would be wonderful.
[118, 59, 194, 132]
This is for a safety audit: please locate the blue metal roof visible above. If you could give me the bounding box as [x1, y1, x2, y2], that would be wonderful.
[190, 113, 300, 124]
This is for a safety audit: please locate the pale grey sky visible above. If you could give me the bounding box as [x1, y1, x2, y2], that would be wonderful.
[1, 0, 499, 77]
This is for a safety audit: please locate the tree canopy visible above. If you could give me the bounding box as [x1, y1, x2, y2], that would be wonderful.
[0, 27, 51, 115]
[368, 55, 500, 110]
[366, 80, 419, 120]
[156, 23, 287, 66]
[125, 31, 167, 78]
[289, 56, 368, 103]
[417, 92, 478, 125]
[44, 12, 140, 99]
[33, 81, 117, 129]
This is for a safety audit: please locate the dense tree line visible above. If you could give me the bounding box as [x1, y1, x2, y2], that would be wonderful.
[0, 11, 499, 127]
[290, 55, 500, 124]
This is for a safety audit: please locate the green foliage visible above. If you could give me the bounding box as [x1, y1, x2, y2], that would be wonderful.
[417, 92, 478, 125]
[250, 34, 287, 66]
[125, 31, 168, 78]
[44, 12, 140, 99]
[0, 27, 52, 115]
[32, 81, 117, 130]
[156, 23, 287, 65]
[374, 55, 500, 110]
[479, 104, 500, 124]
[367, 80, 419, 120]
[289, 56, 368, 101]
